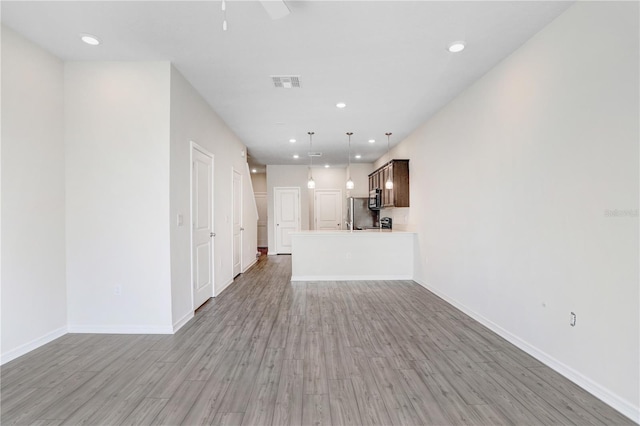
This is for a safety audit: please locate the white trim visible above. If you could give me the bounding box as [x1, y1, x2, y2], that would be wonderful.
[172, 311, 194, 333]
[242, 257, 258, 273]
[414, 278, 640, 423]
[1, 326, 67, 365]
[291, 274, 413, 281]
[67, 325, 173, 334]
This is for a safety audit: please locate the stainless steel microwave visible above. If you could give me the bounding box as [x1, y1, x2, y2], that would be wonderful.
[369, 189, 382, 210]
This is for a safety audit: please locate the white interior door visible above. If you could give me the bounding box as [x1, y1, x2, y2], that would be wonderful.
[274, 187, 300, 254]
[232, 169, 242, 277]
[192, 146, 214, 309]
[315, 189, 343, 230]
[255, 192, 268, 247]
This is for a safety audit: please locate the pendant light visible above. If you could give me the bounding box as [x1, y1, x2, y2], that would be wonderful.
[307, 132, 316, 189]
[220, 0, 227, 31]
[221, 0, 228, 31]
[385, 132, 394, 190]
[346, 132, 354, 190]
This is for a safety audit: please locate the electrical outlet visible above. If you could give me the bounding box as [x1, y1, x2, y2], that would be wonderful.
[114, 285, 122, 296]
[570, 312, 576, 327]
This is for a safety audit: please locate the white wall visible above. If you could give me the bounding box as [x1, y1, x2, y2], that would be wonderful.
[169, 66, 256, 328]
[308, 167, 348, 229]
[241, 164, 259, 272]
[1, 26, 67, 362]
[345, 163, 373, 199]
[251, 173, 267, 193]
[65, 62, 173, 333]
[252, 173, 268, 249]
[311, 165, 373, 229]
[1, 32, 258, 356]
[382, 2, 639, 420]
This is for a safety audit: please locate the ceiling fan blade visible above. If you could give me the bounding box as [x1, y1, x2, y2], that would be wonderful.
[260, 0, 290, 20]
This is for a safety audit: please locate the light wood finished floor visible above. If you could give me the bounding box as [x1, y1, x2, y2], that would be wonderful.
[1, 255, 633, 425]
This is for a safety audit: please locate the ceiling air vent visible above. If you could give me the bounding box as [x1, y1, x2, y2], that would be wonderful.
[272, 75, 301, 89]
[308, 152, 322, 157]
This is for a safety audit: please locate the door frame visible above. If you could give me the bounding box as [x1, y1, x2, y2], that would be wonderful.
[190, 141, 215, 310]
[232, 168, 243, 278]
[274, 186, 301, 254]
[314, 188, 343, 230]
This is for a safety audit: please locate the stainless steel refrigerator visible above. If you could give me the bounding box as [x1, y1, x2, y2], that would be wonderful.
[347, 197, 379, 230]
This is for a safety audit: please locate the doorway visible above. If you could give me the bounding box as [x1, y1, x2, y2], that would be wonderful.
[191, 144, 214, 309]
[274, 187, 300, 254]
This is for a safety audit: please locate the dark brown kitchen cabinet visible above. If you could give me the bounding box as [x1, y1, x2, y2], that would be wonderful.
[369, 169, 381, 192]
[382, 165, 391, 206]
[368, 159, 409, 208]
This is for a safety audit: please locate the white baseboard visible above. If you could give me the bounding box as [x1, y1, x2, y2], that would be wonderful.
[215, 277, 234, 296]
[291, 274, 413, 281]
[173, 311, 194, 333]
[67, 324, 173, 334]
[242, 258, 258, 273]
[414, 278, 640, 424]
[1, 326, 67, 365]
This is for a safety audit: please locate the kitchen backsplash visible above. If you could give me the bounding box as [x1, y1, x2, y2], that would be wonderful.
[380, 207, 411, 231]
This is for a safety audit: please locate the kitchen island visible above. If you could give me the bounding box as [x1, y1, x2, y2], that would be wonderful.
[290, 230, 415, 281]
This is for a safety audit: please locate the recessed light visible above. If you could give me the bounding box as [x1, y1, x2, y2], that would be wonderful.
[336, 102, 346, 109]
[289, 139, 296, 143]
[368, 139, 375, 144]
[80, 33, 100, 46]
[355, 155, 361, 159]
[324, 164, 330, 168]
[293, 154, 299, 159]
[251, 169, 257, 173]
[448, 41, 465, 53]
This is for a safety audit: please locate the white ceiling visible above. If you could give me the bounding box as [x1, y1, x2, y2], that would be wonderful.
[2, 1, 573, 169]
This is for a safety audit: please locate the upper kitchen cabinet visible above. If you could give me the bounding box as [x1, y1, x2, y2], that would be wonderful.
[369, 168, 381, 192]
[369, 159, 410, 208]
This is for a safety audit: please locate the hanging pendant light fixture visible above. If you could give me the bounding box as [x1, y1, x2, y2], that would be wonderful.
[307, 132, 316, 189]
[346, 132, 354, 190]
[221, 0, 228, 31]
[385, 132, 394, 190]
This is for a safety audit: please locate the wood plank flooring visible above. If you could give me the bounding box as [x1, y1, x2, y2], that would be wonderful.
[1, 255, 633, 425]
